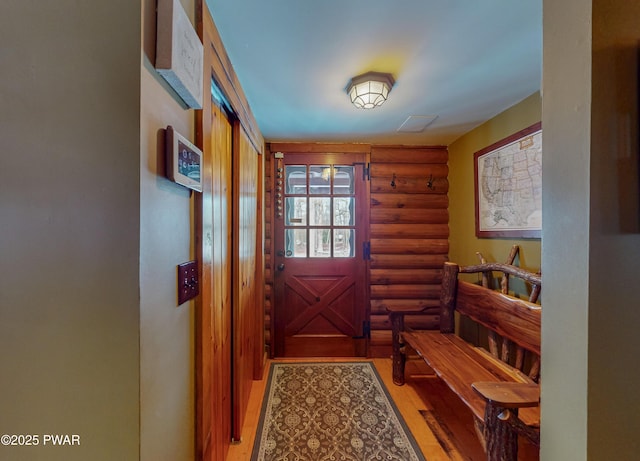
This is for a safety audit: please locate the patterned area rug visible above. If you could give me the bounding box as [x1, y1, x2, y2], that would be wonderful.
[251, 362, 426, 461]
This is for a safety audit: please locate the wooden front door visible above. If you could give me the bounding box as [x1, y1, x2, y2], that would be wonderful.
[273, 152, 369, 357]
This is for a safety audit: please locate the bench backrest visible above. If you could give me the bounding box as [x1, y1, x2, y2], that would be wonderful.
[439, 261, 542, 377]
[454, 280, 541, 354]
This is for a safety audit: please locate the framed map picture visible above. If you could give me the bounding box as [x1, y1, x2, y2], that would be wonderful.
[474, 122, 542, 238]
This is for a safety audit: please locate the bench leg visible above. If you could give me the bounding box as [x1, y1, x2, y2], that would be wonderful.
[484, 403, 518, 461]
[390, 312, 406, 386]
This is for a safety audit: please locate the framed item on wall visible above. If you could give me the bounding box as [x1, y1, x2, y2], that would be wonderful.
[165, 126, 202, 192]
[155, 0, 204, 109]
[474, 122, 542, 238]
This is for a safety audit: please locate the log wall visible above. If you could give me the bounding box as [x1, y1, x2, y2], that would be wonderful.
[368, 146, 449, 356]
[263, 144, 449, 357]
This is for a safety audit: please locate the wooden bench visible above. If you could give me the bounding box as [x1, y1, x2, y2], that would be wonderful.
[388, 260, 542, 461]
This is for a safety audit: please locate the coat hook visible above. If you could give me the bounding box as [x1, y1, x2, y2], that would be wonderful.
[426, 173, 435, 190]
[390, 173, 396, 189]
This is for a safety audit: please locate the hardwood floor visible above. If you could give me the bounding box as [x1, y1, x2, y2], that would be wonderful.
[225, 357, 539, 461]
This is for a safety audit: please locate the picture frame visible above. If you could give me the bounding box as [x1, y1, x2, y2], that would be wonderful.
[155, 0, 204, 109]
[474, 122, 542, 238]
[165, 126, 202, 192]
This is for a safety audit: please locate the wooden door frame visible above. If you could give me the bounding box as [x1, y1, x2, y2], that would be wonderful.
[254, 148, 266, 377]
[195, 2, 264, 460]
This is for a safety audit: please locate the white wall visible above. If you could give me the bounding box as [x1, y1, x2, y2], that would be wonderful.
[0, 2, 141, 460]
[542, 0, 640, 459]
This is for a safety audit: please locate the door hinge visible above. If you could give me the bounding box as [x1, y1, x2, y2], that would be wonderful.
[363, 241, 371, 260]
[353, 321, 371, 340]
[363, 163, 370, 181]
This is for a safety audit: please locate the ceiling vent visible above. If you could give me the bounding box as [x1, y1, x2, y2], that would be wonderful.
[397, 115, 438, 132]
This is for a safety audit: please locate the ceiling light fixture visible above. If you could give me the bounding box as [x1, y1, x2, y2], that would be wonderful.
[346, 71, 395, 109]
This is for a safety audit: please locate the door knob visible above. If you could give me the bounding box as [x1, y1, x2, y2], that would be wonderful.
[277, 263, 285, 271]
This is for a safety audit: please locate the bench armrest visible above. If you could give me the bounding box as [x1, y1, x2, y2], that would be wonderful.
[471, 382, 539, 408]
[387, 306, 423, 335]
[387, 307, 423, 386]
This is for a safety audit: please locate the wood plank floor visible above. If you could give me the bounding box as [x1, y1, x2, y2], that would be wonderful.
[226, 357, 539, 461]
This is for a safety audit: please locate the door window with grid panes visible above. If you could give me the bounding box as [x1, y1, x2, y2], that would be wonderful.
[284, 165, 355, 258]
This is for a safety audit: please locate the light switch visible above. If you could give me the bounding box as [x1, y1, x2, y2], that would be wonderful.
[177, 260, 199, 305]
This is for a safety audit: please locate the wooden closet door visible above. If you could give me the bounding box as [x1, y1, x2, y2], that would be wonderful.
[232, 125, 260, 440]
[196, 95, 232, 461]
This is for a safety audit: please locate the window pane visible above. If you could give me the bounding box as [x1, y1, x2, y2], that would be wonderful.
[309, 228, 331, 258]
[333, 166, 354, 195]
[309, 165, 331, 194]
[309, 197, 331, 226]
[285, 197, 306, 226]
[334, 229, 354, 257]
[333, 197, 354, 226]
[285, 228, 307, 258]
[285, 165, 306, 194]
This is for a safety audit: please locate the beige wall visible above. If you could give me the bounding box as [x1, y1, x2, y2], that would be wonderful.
[139, 0, 196, 460]
[589, 0, 640, 458]
[0, 1, 197, 460]
[0, 2, 141, 460]
[541, 1, 591, 455]
[543, 0, 640, 459]
[448, 92, 542, 274]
